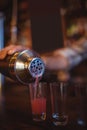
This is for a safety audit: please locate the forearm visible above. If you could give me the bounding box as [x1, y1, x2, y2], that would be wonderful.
[41, 38, 87, 71]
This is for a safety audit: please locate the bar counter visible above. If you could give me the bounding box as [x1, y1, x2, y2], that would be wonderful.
[0, 77, 87, 130]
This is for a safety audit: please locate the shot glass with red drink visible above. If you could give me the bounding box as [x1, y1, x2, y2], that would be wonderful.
[29, 82, 47, 122]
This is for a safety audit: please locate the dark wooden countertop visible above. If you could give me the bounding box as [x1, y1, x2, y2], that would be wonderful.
[0, 78, 87, 130]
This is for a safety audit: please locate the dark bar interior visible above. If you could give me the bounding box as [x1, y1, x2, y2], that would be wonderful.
[0, 0, 87, 129]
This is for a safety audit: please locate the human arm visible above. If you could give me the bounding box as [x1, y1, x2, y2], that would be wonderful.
[0, 45, 28, 59]
[0, 37, 87, 71]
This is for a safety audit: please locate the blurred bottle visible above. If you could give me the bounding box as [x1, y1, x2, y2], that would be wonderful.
[0, 49, 45, 85]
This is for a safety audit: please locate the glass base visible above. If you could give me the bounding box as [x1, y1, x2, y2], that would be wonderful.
[52, 113, 68, 126]
[32, 112, 46, 122]
[77, 118, 86, 126]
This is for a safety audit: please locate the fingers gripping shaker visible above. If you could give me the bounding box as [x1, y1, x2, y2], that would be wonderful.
[0, 50, 45, 85]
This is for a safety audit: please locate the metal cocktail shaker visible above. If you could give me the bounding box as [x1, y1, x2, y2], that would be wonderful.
[0, 49, 45, 85]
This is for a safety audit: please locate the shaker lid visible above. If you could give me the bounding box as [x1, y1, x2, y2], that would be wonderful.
[28, 57, 45, 78]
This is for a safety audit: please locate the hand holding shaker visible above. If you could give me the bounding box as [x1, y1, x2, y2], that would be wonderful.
[0, 49, 45, 85]
[0, 49, 48, 122]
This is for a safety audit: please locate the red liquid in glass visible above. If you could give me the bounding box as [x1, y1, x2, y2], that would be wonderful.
[31, 98, 46, 114]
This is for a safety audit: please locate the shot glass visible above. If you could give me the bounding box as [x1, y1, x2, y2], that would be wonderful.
[29, 82, 47, 122]
[50, 82, 68, 126]
[74, 83, 87, 126]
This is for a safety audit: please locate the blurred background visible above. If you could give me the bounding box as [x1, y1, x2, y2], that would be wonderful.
[0, 0, 87, 129]
[1, 0, 87, 52]
[0, 0, 87, 87]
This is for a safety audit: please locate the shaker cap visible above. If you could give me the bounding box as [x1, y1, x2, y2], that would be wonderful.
[28, 57, 45, 78]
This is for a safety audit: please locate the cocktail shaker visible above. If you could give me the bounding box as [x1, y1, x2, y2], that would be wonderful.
[0, 49, 45, 85]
